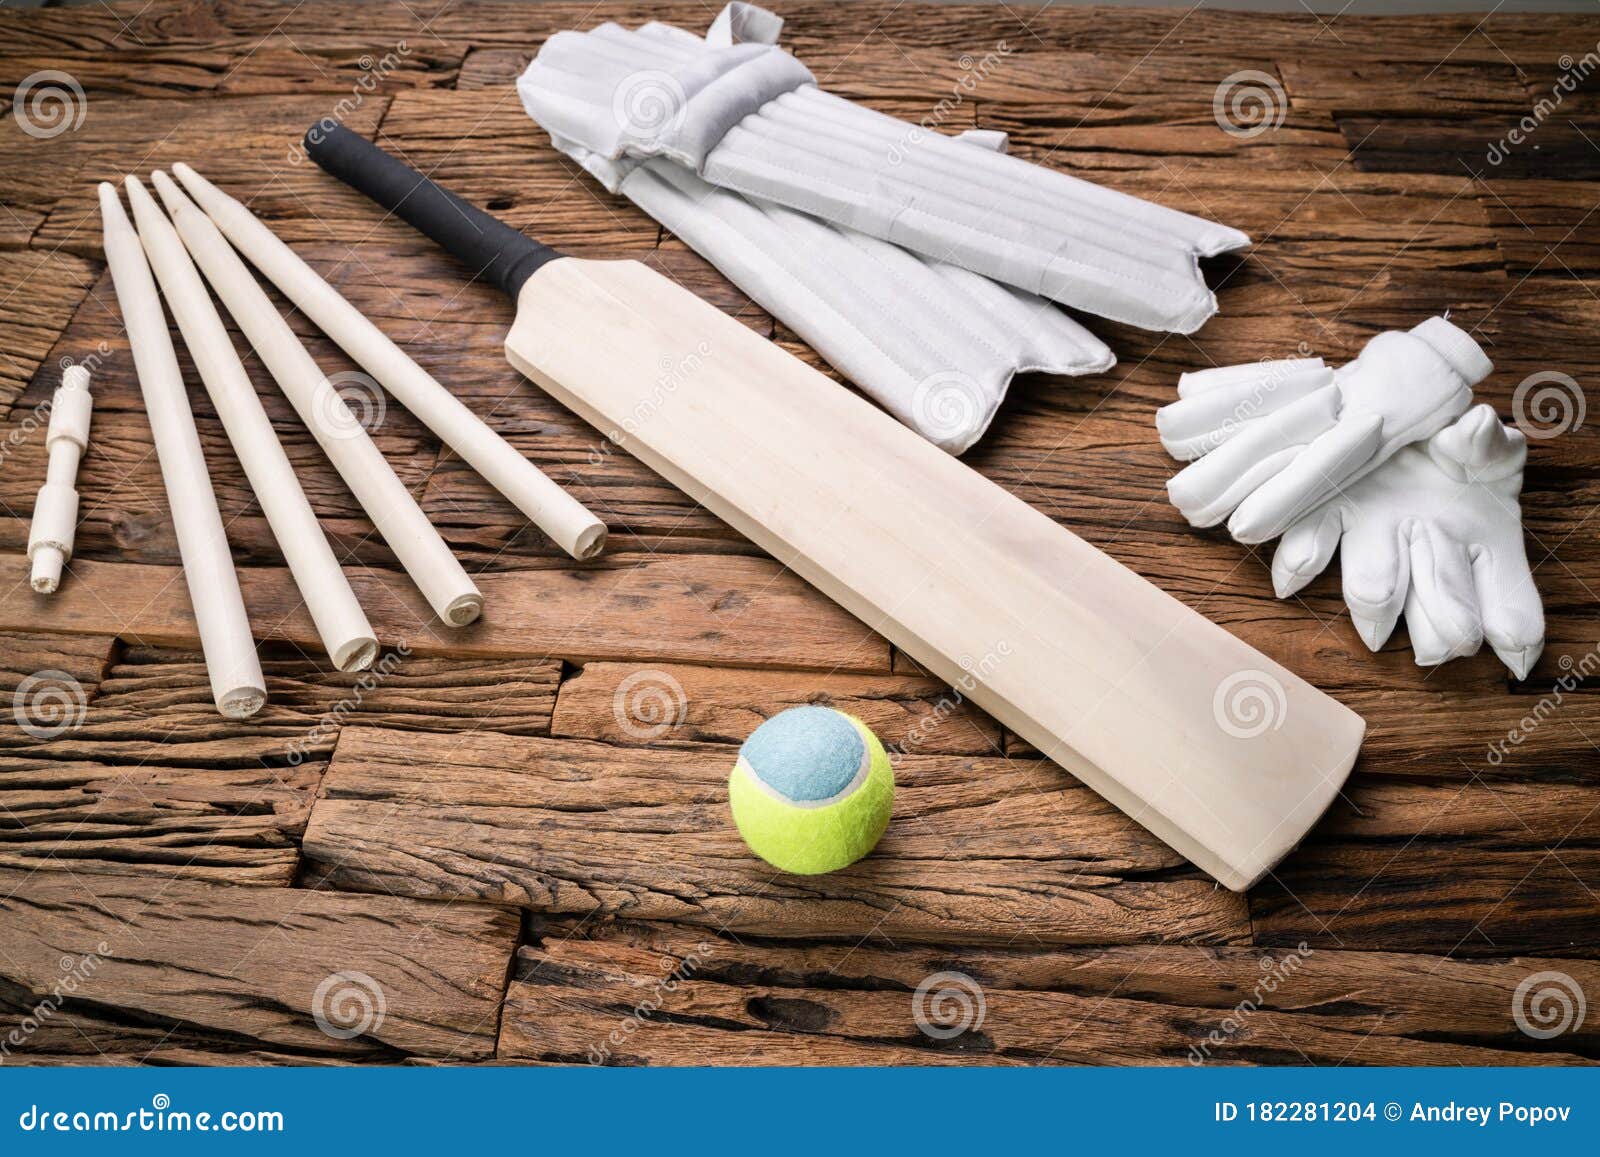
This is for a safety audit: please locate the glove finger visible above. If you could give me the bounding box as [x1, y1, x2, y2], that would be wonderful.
[1403, 586, 1484, 669]
[1429, 403, 1525, 478]
[1339, 516, 1409, 651]
[1165, 386, 1340, 527]
[1472, 546, 1545, 680]
[1271, 504, 1344, 598]
[1161, 360, 1333, 460]
[1227, 411, 1384, 544]
[1405, 532, 1484, 667]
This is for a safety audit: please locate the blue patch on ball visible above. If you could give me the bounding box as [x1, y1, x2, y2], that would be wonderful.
[739, 705, 865, 802]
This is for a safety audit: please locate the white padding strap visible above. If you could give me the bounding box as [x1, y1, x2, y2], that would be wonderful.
[706, 1, 783, 47]
[526, 25, 813, 169]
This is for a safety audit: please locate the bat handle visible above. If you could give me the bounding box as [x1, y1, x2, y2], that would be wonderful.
[304, 123, 562, 300]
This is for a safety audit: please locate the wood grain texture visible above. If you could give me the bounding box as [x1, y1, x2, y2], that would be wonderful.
[0, 631, 116, 697]
[0, 42, 463, 100]
[500, 920, 1599, 1065]
[2, 1, 1582, 63]
[3, 1049, 357, 1067]
[1280, 60, 1534, 119]
[87, 645, 560, 744]
[0, 753, 316, 886]
[1343, 119, 1600, 180]
[0, 0, 1597, 1067]
[1255, 777, 1600, 957]
[303, 727, 1249, 946]
[0, 869, 518, 1061]
[551, 661, 1004, 756]
[0, 641, 564, 886]
[0, 553, 891, 672]
[0, 251, 100, 414]
[21, 96, 389, 259]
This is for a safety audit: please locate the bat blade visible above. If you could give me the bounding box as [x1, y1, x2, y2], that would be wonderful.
[506, 256, 1365, 891]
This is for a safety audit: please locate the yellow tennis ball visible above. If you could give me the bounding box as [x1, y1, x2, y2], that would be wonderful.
[728, 706, 894, 874]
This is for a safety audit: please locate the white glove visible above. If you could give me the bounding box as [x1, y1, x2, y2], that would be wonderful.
[1271, 404, 1544, 678]
[1158, 317, 1491, 542]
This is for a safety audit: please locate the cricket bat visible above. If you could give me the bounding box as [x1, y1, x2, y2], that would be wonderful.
[306, 125, 1365, 891]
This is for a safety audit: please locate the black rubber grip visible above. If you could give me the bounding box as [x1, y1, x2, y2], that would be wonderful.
[304, 122, 562, 300]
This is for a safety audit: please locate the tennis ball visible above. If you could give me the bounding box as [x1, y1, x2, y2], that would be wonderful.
[728, 706, 894, 875]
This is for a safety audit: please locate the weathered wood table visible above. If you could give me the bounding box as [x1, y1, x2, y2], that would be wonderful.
[1, 1, 1597, 1066]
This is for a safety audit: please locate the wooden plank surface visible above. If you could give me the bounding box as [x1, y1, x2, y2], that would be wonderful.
[502, 920, 1600, 1065]
[0, 554, 891, 672]
[0, 642, 562, 885]
[302, 727, 1249, 946]
[551, 662, 1005, 755]
[0, 252, 100, 412]
[0, 868, 519, 1061]
[0, 0, 1597, 1067]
